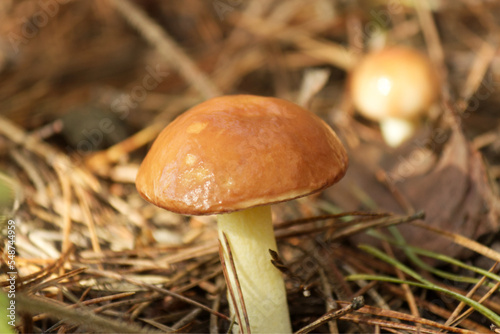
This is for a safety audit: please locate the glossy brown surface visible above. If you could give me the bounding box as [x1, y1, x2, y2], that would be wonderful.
[136, 95, 348, 215]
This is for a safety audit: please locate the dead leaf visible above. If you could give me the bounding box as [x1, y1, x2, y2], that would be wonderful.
[327, 119, 499, 259]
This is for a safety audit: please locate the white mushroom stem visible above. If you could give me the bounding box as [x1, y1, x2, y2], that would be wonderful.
[379, 117, 417, 147]
[217, 205, 292, 334]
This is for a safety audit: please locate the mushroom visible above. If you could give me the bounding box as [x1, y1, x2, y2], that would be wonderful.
[135, 95, 348, 333]
[349, 47, 439, 147]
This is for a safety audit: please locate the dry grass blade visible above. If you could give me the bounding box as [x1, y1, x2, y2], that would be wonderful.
[74, 185, 102, 254]
[381, 242, 421, 329]
[218, 242, 241, 331]
[444, 263, 496, 327]
[343, 313, 469, 334]
[53, 161, 73, 255]
[92, 293, 161, 314]
[274, 211, 390, 230]
[295, 296, 364, 334]
[277, 211, 424, 240]
[318, 268, 339, 333]
[82, 267, 230, 321]
[139, 318, 175, 333]
[414, 0, 446, 80]
[0, 245, 75, 288]
[338, 302, 478, 334]
[209, 277, 225, 334]
[385, 284, 490, 332]
[296, 68, 331, 108]
[447, 273, 500, 329]
[16, 293, 159, 334]
[218, 232, 250, 333]
[237, 14, 355, 70]
[85, 121, 165, 175]
[9, 149, 48, 206]
[26, 267, 87, 294]
[413, 221, 500, 262]
[171, 308, 202, 331]
[460, 41, 498, 104]
[28, 292, 149, 325]
[85, 94, 201, 174]
[0, 115, 100, 192]
[109, 0, 220, 99]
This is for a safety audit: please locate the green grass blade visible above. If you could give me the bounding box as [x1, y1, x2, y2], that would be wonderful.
[355, 245, 500, 327]
[346, 273, 500, 327]
[369, 228, 500, 286]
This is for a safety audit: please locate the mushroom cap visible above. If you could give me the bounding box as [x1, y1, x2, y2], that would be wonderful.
[136, 95, 348, 215]
[349, 47, 439, 122]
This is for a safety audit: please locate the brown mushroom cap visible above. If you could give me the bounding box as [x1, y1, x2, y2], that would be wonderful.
[349, 47, 439, 121]
[135, 95, 348, 215]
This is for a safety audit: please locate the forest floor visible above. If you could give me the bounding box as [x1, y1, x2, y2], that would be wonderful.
[1, 1, 500, 333]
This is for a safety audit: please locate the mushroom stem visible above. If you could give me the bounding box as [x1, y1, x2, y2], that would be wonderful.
[380, 117, 417, 147]
[218, 205, 292, 334]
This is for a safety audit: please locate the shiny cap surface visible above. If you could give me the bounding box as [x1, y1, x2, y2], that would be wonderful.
[136, 95, 348, 215]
